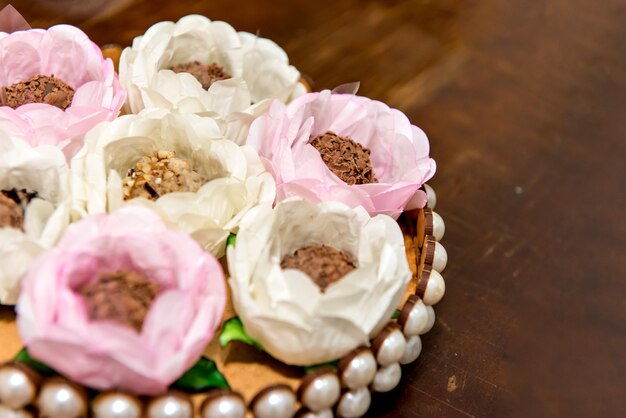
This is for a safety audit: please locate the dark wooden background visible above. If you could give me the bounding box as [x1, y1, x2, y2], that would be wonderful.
[4, 0, 625, 416]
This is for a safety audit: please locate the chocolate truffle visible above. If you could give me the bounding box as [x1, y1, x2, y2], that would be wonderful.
[171, 61, 231, 89]
[281, 245, 356, 292]
[309, 132, 377, 185]
[78, 270, 160, 332]
[1, 75, 74, 110]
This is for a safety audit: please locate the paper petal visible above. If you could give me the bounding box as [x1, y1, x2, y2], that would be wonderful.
[0, 5, 31, 33]
[331, 81, 361, 95]
[228, 200, 411, 365]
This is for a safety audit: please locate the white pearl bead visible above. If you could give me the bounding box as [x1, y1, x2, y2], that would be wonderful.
[400, 335, 422, 365]
[0, 366, 36, 409]
[92, 393, 141, 418]
[423, 184, 437, 209]
[148, 395, 192, 418]
[38, 382, 86, 418]
[252, 387, 296, 418]
[297, 409, 333, 418]
[341, 350, 377, 390]
[300, 373, 340, 412]
[432, 241, 447, 272]
[422, 306, 436, 334]
[401, 298, 428, 337]
[432, 211, 445, 241]
[0, 405, 34, 418]
[371, 363, 401, 393]
[336, 387, 370, 418]
[376, 329, 406, 367]
[201, 395, 246, 418]
[423, 270, 445, 305]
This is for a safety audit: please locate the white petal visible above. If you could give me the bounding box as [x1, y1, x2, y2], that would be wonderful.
[0, 228, 44, 305]
[228, 199, 411, 365]
[120, 15, 301, 117]
[72, 111, 275, 256]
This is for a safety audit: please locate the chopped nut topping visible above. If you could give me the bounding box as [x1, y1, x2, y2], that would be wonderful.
[281, 244, 357, 292]
[1, 75, 74, 110]
[77, 270, 161, 332]
[170, 61, 231, 89]
[0, 189, 38, 231]
[309, 131, 377, 185]
[122, 150, 207, 201]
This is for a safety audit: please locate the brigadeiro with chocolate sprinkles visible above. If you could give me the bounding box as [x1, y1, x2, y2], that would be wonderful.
[246, 89, 436, 219]
[0, 24, 126, 160]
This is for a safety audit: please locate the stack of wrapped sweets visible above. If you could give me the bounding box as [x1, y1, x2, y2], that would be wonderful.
[0, 11, 448, 418]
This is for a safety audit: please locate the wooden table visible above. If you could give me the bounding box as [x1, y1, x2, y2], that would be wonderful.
[6, 0, 626, 416]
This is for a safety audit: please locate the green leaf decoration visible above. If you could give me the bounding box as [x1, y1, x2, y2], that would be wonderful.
[392, 309, 402, 319]
[14, 348, 57, 376]
[226, 233, 237, 248]
[303, 360, 339, 374]
[219, 317, 263, 351]
[171, 356, 229, 392]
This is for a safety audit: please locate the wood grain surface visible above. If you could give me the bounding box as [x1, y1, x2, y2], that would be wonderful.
[2, 0, 625, 416]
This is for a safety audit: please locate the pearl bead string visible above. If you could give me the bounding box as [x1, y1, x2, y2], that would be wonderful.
[0, 186, 446, 418]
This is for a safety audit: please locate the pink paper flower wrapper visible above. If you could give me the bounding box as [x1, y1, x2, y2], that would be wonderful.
[246, 90, 436, 219]
[16, 207, 226, 395]
[0, 24, 126, 160]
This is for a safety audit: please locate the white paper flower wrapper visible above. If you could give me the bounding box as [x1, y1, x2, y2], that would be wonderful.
[228, 199, 411, 366]
[71, 109, 275, 257]
[0, 136, 70, 305]
[119, 15, 305, 144]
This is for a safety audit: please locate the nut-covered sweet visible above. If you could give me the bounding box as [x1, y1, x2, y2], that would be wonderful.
[123, 151, 206, 201]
